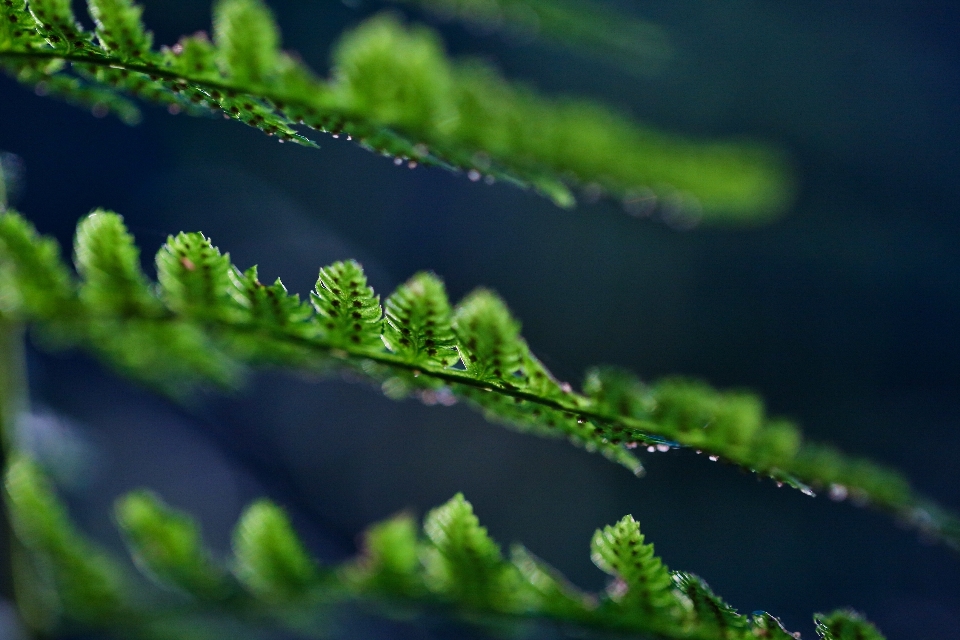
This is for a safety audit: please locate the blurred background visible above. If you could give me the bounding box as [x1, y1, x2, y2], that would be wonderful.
[1, 0, 959, 638]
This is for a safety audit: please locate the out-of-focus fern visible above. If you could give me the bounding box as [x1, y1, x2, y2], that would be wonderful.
[1, 208, 957, 555]
[387, 0, 674, 76]
[4, 457, 889, 640]
[0, 0, 792, 221]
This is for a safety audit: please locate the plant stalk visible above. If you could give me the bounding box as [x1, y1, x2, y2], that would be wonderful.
[0, 318, 28, 630]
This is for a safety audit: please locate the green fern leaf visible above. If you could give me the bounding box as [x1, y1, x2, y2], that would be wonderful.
[0, 0, 42, 48]
[751, 612, 800, 639]
[74, 210, 161, 317]
[672, 572, 748, 637]
[28, 0, 88, 50]
[5, 456, 127, 623]
[452, 289, 523, 384]
[311, 259, 382, 350]
[331, 14, 456, 134]
[583, 366, 654, 420]
[382, 271, 458, 368]
[229, 265, 310, 329]
[510, 544, 590, 618]
[0, 210, 75, 320]
[814, 610, 886, 640]
[350, 512, 423, 598]
[590, 515, 678, 620]
[233, 499, 321, 601]
[156, 231, 235, 320]
[87, 0, 153, 60]
[115, 490, 231, 599]
[422, 493, 524, 611]
[213, 0, 280, 85]
[167, 32, 219, 79]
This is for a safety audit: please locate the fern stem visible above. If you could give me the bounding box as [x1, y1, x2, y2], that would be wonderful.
[0, 48, 242, 93]
[0, 317, 28, 626]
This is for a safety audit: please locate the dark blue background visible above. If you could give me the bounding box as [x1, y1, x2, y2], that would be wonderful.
[1, 1, 958, 638]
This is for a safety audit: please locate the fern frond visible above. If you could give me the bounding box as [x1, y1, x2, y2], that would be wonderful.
[510, 544, 591, 619]
[590, 514, 678, 621]
[0, 209, 74, 319]
[213, 0, 279, 86]
[672, 572, 749, 638]
[12, 464, 866, 640]
[311, 259, 382, 350]
[229, 265, 310, 330]
[115, 490, 232, 599]
[815, 609, 886, 640]
[2, 209, 958, 553]
[87, 0, 151, 60]
[27, 0, 88, 50]
[421, 493, 524, 611]
[232, 499, 322, 601]
[388, 0, 673, 76]
[74, 210, 160, 317]
[0, 0, 792, 220]
[5, 456, 127, 624]
[452, 289, 523, 385]
[382, 271, 459, 368]
[347, 511, 423, 598]
[156, 231, 234, 320]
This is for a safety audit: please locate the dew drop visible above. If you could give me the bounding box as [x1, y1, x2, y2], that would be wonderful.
[656, 443, 671, 453]
[647, 445, 656, 453]
[394, 157, 403, 166]
[467, 169, 481, 182]
[708, 455, 719, 462]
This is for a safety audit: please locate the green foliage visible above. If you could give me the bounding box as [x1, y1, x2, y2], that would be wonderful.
[452, 289, 523, 384]
[1, 208, 958, 555]
[74, 210, 159, 317]
[87, 0, 152, 60]
[0, 0, 792, 220]
[389, 0, 673, 75]
[348, 512, 423, 597]
[115, 491, 231, 599]
[672, 572, 748, 638]
[4, 456, 126, 625]
[7, 461, 891, 640]
[213, 0, 279, 85]
[156, 231, 234, 320]
[312, 259, 382, 350]
[590, 514, 678, 622]
[815, 610, 887, 640]
[421, 493, 523, 611]
[27, 0, 88, 50]
[229, 265, 310, 331]
[0, 208, 74, 320]
[232, 499, 321, 601]
[383, 271, 459, 368]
